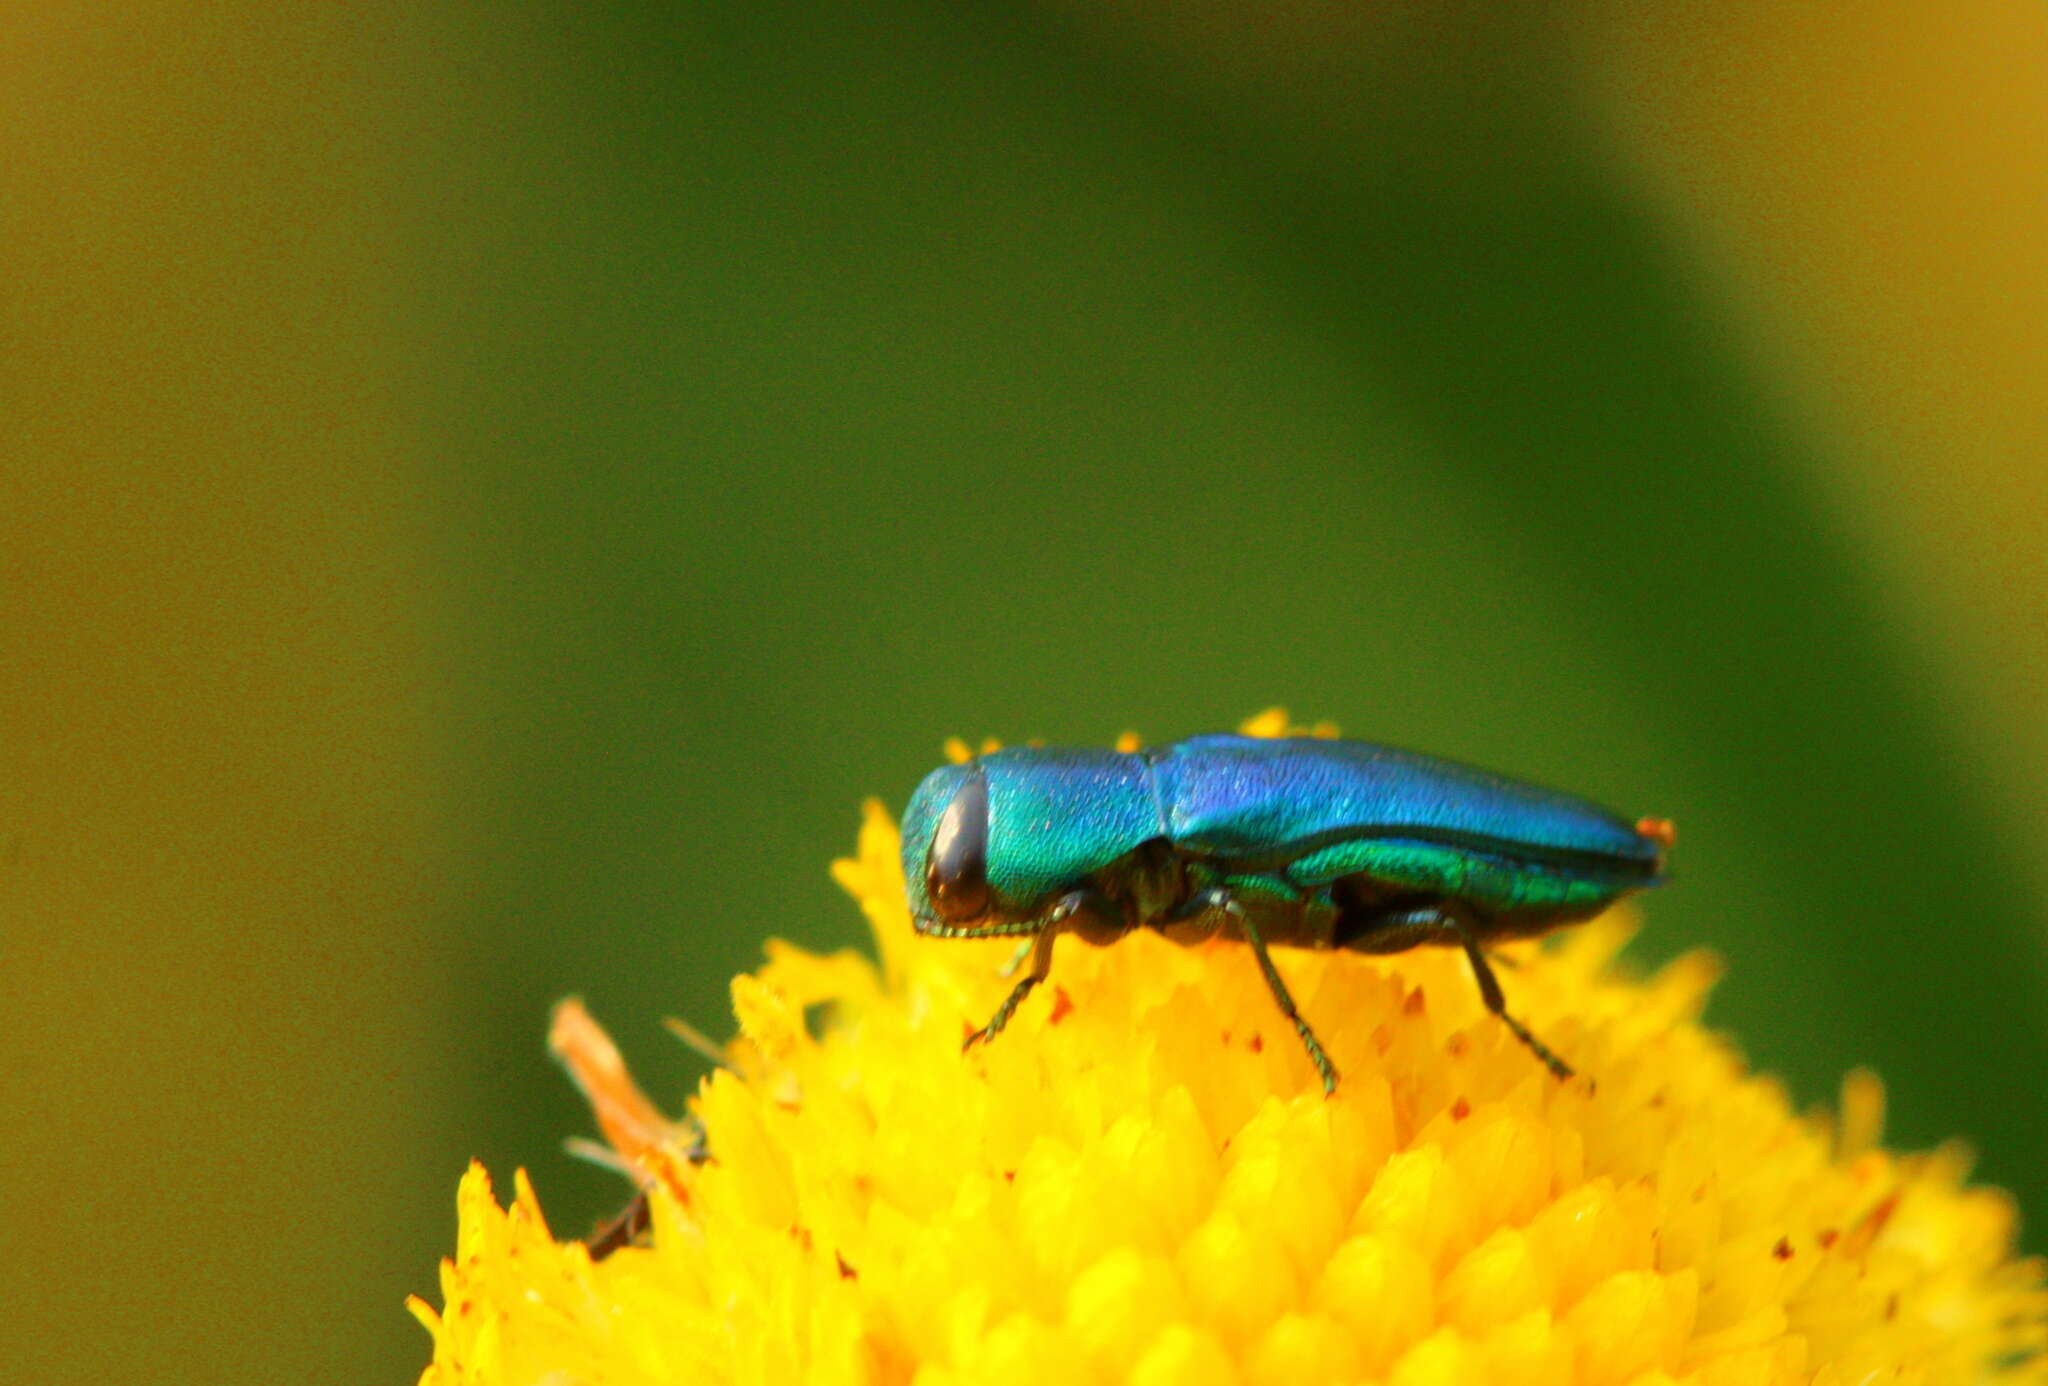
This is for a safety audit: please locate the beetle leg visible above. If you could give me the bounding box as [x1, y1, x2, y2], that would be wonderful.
[1054, 885, 1131, 948]
[1176, 886, 1340, 1095]
[1458, 934, 1574, 1081]
[963, 887, 1122, 1051]
[995, 937, 1035, 980]
[1244, 911, 1341, 1095]
[1335, 897, 1573, 1081]
[964, 927, 1056, 1052]
[1331, 903, 1461, 954]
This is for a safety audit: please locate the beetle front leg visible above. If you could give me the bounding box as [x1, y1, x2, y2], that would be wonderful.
[964, 927, 1056, 1052]
[995, 937, 1035, 980]
[1173, 887, 1340, 1095]
[963, 887, 1122, 1052]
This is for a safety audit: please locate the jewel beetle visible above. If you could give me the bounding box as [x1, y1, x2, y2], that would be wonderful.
[901, 732, 1673, 1092]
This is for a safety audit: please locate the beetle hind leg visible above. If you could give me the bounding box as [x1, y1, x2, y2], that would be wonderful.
[1334, 897, 1575, 1082]
[1459, 937, 1574, 1081]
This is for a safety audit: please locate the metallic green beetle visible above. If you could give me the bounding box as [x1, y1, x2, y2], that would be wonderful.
[902, 733, 1672, 1092]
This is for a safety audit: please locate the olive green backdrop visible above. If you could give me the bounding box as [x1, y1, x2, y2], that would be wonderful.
[6, 3, 2045, 1383]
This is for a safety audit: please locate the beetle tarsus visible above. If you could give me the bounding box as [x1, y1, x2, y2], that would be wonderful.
[965, 928, 1055, 1052]
[964, 974, 1039, 1050]
[1213, 891, 1341, 1095]
[1459, 936, 1574, 1082]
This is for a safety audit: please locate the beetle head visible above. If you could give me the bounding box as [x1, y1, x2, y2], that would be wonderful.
[901, 747, 1162, 933]
[901, 760, 992, 930]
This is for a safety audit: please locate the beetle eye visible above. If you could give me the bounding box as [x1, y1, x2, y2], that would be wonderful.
[925, 767, 990, 923]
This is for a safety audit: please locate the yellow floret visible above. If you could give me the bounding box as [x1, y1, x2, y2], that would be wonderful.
[413, 717, 2048, 1386]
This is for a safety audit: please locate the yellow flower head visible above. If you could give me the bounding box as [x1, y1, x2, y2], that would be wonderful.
[413, 716, 2048, 1385]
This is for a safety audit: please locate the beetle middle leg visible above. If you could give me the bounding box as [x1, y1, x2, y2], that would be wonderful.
[1171, 886, 1341, 1095]
[1335, 897, 1574, 1081]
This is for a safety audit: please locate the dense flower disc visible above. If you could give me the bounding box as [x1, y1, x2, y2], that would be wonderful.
[413, 721, 2048, 1386]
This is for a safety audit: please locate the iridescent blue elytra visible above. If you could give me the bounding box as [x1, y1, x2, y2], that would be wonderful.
[901, 733, 1672, 1092]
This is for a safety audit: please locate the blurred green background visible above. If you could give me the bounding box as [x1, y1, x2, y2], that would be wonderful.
[6, 2, 2046, 1381]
